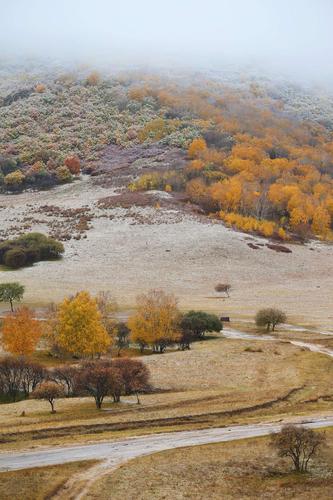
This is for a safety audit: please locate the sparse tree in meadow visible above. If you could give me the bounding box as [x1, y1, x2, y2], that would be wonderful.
[56, 291, 111, 358]
[255, 308, 287, 332]
[2, 306, 42, 356]
[270, 425, 326, 473]
[179, 311, 222, 349]
[215, 283, 231, 298]
[114, 322, 130, 356]
[129, 290, 181, 353]
[0, 282, 25, 312]
[33, 381, 64, 413]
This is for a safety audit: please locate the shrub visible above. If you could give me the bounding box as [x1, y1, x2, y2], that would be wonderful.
[85, 71, 101, 86]
[64, 155, 81, 175]
[35, 83, 46, 93]
[56, 166, 72, 183]
[4, 248, 27, 268]
[4, 170, 25, 190]
[0, 157, 17, 175]
[0, 233, 64, 269]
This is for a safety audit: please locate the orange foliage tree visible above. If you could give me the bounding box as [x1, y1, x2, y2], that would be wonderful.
[64, 155, 81, 175]
[2, 306, 42, 356]
[188, 138, 207, 159]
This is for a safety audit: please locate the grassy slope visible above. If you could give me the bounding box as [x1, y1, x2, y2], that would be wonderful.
[86, 431, 333, 500]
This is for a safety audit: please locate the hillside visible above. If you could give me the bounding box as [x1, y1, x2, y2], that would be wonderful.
[0, 65, 333, 328]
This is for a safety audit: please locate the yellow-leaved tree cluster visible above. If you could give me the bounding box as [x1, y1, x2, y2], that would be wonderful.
[128, 81, 333, 240]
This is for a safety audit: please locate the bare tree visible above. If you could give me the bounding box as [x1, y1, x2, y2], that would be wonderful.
[215, 283, 231, 298]
[75, 364, 123, 408]
[50, 365, 77, 396]
[112, 358, 150, 404]
[270, 425, 326, 472]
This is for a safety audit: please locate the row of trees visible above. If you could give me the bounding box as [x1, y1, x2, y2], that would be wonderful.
[0, 287, 222, 358]
[0, 356, 150, 409]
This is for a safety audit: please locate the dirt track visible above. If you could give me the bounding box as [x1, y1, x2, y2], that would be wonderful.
[0, 175, 332, 330]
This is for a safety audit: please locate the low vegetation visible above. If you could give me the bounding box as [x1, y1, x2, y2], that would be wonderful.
[1, 68, 333, 241]
[0, 461, 97, 500]
[0, 233, 64, 269]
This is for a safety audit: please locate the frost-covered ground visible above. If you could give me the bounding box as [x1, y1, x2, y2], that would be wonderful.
[0, 175, 332, 330]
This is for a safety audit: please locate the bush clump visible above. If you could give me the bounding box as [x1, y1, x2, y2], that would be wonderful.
[0, 233, 64, 269]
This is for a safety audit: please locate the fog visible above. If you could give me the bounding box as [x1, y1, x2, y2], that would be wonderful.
[1, 0, 333, 84]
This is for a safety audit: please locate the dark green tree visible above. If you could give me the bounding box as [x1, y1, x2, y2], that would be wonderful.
[179, 311, 222, 349]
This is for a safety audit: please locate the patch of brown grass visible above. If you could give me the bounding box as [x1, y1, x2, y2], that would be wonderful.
[0, 460, 97, 500]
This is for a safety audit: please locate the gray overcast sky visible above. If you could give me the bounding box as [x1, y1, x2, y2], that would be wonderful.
[1, 0, 333, 82]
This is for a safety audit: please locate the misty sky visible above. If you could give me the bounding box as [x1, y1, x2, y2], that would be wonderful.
[1, 0, 333, 82]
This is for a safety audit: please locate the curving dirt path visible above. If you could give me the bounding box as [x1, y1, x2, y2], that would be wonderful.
[0, 415, 333, 498]
[222, 326, 333, 357]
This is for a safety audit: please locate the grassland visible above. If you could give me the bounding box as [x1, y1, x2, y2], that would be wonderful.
[86, 430, 333, 499]
[0, 336, 332, 452]
[0, 460, 97, 500]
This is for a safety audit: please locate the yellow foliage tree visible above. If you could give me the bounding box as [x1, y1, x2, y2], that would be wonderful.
[56, 291, 111, 357]
[2, 306, 41, 356]
[188, 138, 207, 159]
[129, 290, 181, 353]
[311, 206, 331, 237]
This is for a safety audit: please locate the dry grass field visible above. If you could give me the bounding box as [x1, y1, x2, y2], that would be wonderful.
[0, 336, 332, 452]
[0, 460, 97, 500]
[86, 430, 333, 500]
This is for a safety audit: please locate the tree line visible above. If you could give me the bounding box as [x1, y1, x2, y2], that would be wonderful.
[0, 356, 149, 410]
[0, 285, 222, 358]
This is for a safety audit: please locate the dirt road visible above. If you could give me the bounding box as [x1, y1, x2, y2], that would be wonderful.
[223, 327, 333, 357]
[0, 416, 332, 473]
